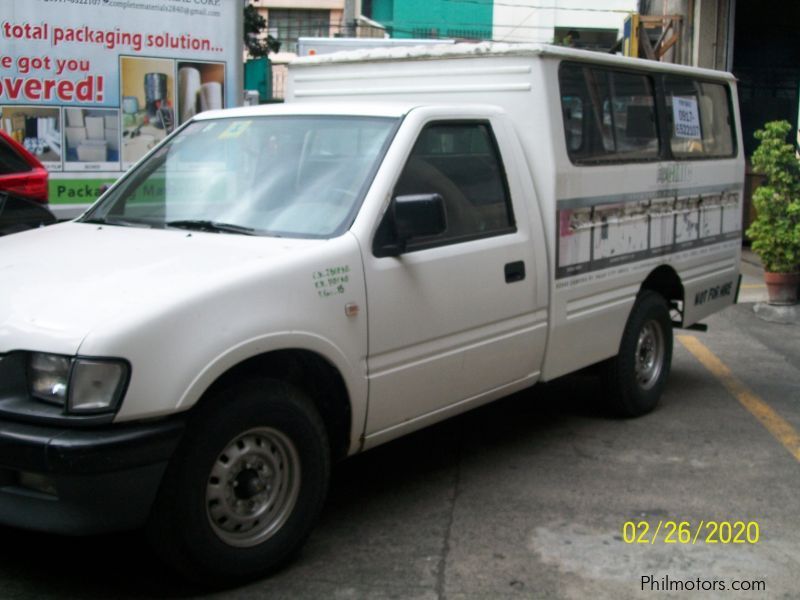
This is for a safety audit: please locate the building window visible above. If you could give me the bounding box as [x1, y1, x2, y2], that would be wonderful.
[268, 9, 330, 54]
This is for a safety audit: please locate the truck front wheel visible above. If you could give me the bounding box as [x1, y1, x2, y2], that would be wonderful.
[603, 291, 673, 417]
[147, 378, 330, 585]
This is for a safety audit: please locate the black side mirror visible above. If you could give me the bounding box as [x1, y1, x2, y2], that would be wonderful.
[373, 193, 447, 258]
[393, 193, 446, 252]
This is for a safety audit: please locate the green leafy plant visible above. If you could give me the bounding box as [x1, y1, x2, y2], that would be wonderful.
[746, 120, 800, 273]
[244, 4, 281, 58]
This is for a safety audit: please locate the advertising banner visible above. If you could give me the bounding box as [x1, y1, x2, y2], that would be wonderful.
[1, 0, 242, 216]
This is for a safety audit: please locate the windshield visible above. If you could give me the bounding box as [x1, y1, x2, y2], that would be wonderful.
[81, 115, 398, 238]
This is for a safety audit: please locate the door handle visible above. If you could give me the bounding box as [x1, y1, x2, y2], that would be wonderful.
[504, 261, 525, 283]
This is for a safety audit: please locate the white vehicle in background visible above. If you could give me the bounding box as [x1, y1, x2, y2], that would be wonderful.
[0, 44, 743, 584]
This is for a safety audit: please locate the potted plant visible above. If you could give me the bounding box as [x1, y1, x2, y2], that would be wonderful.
[746, 120, 800, 305]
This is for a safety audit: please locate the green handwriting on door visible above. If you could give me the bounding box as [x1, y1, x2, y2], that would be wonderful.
[312, 265, 351, 298]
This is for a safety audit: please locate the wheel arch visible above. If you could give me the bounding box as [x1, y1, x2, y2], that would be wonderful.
[187, 348, 355, 461]
[640, 265, 684, 324]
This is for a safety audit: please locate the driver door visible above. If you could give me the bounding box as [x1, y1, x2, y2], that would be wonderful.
[360, 115, 548, 444]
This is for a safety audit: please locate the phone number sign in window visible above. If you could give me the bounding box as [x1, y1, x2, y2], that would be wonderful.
[622, 520, 760, 544]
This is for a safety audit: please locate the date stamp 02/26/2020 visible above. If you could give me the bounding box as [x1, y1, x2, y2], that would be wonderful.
[622, 520, 760, 545]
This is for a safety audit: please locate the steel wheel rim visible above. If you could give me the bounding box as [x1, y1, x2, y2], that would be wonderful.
[206, 427, 301, 547]
[635, 320, 664, 390]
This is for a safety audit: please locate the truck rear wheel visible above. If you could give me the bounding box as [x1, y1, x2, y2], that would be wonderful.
[603, 291, 673, 417]
[147, 378, 330, 585]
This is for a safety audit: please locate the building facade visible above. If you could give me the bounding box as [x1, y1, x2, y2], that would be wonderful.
[367, 0, 492, 41]
[492, 0, 637, 48]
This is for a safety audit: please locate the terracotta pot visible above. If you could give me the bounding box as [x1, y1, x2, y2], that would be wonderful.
[763, 271, 800, 305]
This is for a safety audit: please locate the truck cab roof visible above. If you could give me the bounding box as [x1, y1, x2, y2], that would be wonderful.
[193, 101, 423, 121]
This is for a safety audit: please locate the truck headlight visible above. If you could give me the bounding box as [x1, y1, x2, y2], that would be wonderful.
[29, 353, 70, 404]
[28, 353, 128, 414]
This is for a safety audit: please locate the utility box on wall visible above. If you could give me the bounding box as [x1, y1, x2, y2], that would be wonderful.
[245, 58, 272, 103]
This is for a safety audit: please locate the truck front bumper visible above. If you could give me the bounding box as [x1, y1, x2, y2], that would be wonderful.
[0, 416, 185, 534]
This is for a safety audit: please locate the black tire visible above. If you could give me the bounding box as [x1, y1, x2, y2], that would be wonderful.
[146, 378, 330, 586]
[603, 290, 673, 417]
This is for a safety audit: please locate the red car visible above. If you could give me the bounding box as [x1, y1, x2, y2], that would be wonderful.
[0, 129, 56, 235]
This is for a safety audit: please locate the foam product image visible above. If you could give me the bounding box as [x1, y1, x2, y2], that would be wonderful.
[85, 116, 105, 140]
[104, 115, 118, 130]
[77, 139, 108, 162]
[179, 67, 201, 123]
[66, 108, 84, 128]
[65, 126, 87, 147]
[199, 81, 223, 112]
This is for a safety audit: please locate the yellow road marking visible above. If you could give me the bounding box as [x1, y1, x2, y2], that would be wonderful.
[678, 335, 800, 463]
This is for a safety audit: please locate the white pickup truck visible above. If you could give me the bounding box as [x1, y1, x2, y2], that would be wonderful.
[0, 43, 743, 583]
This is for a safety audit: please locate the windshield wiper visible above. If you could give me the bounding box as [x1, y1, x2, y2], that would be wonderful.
[165, 219, 257, 236]
[82, 216, 156, 228]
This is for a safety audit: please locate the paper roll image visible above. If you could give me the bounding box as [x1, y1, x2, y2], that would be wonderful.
[178, 67, 201, 123]
[199, 81, 223, 112]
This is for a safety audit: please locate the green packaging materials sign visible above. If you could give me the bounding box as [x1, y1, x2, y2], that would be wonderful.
[48, 178, 116, 206]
